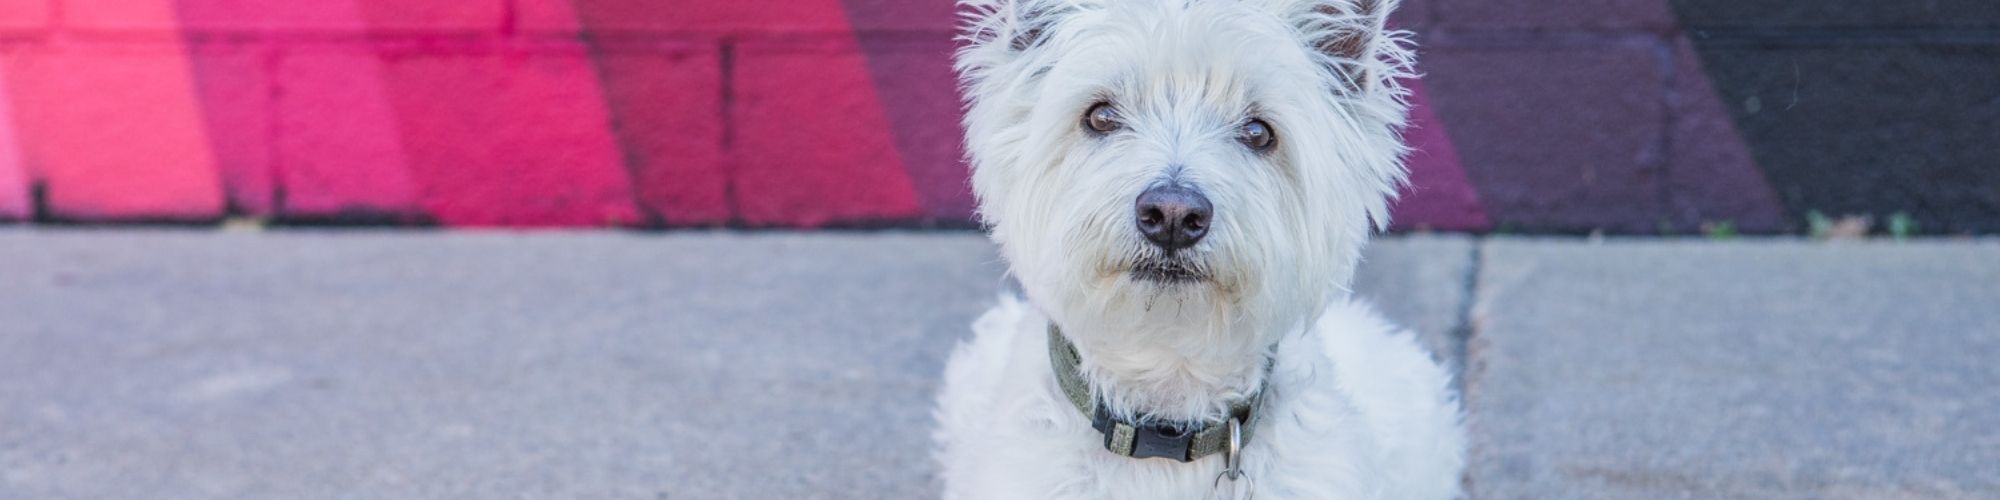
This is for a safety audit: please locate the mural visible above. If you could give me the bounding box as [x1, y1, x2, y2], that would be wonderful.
[0, 0, 1992, 233]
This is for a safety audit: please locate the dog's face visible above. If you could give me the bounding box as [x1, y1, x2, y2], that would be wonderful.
[959, 0, 1413, 358]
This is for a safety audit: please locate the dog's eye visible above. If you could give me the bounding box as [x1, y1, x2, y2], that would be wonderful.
[1240, 119, 1275, 151]
[1084, 103, 1121, 133]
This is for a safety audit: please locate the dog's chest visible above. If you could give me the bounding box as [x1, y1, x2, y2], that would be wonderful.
[933, 298, 1445, 500]
[992, 346, 1376, 498]
[1018, 380, 1378, 500]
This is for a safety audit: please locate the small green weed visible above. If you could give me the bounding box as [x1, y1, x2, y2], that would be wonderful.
[1887, 212, 1919, 241]
[1700, 220, 1737, 240]
[1806, 210, 1833, 239]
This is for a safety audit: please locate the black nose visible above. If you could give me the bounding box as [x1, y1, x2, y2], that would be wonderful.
[1134, 184, 1213, 251]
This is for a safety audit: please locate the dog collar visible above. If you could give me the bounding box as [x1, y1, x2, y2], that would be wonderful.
[1047, 323, 1270, 463]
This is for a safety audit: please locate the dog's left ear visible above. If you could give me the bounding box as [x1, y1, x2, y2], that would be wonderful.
[956, 0, 1081, 89]
[1284, 0, 1412, 96]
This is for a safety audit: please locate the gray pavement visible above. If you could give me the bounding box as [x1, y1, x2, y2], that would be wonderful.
[1466, 239, 2000, 500]
[0, 230, 1993, 499]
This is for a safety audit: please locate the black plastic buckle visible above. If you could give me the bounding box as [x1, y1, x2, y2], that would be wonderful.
[1092, 404, 1203, 462]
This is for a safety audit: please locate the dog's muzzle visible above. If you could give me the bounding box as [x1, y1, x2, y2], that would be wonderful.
[1130, 257, 1206, 284]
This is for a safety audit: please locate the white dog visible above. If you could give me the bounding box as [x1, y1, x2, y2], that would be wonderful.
[933, 0, 1464, 498]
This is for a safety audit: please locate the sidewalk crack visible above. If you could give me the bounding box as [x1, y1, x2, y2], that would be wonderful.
[1449, 237, 1485, 393]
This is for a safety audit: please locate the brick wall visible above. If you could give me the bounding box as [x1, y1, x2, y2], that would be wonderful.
[1412, 0, 2000, 234]
[0, 1, 1993, 233]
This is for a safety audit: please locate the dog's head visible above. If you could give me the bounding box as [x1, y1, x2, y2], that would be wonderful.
[958, 0, 1414, 365]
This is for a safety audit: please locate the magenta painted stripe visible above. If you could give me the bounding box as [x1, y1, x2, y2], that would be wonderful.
[844, 0, 973, 221]
[270, 0, 419, 218]
[182, 47, 277, 216]
[853, 35, 973, 222]
[1392, 78, 1491, 231]
[1666, 35, 1787, 232]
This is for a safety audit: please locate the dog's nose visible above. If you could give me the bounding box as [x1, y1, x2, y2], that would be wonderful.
[1134, 184, 1212, 251]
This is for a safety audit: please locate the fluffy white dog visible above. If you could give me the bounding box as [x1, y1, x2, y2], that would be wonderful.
[933, 0, 1465, 498]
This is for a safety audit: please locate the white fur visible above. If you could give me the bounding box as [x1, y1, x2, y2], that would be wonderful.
[936, 297, 1463, 499]
[935, 0, 1465, 498]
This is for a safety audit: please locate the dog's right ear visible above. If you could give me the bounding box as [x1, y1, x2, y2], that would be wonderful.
[1285, 0, 1412, 96]
[955, 0, 1079, 84]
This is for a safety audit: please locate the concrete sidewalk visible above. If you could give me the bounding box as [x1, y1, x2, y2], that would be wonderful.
[0, 231, 1993, 499]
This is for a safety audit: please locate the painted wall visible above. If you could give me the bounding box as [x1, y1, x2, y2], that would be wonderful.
[0, 1, 1992, 233]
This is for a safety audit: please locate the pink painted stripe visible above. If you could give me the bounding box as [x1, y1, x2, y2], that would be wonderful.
[274, 49, 421, 218]
[0, 0, 49, 34]
[174, 0, 503, 33]
[8, 0, 224, 220]
[184, 47, 277, 215]
[0, 65, 27, 219]
[271, 0, 419, 219]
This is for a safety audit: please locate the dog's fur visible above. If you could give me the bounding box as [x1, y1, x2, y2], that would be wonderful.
[933, 0, 1465, 498]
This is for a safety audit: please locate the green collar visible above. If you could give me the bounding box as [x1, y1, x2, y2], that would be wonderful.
[1047, 323, 1270, 462]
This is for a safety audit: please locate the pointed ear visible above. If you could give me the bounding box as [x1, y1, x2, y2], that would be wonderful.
[955, 0, 1078, 83]
[1291, 0, 1412, 95]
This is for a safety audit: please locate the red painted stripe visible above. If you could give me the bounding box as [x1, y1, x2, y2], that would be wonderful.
[593, 45, 731, 226]
[728, 0, 923, 226]
[733, 35, 924, 227]
[366, 43, 640, 227]
[559, 0, 731, 225]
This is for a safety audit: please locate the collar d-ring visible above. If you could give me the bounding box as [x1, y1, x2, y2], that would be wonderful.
[1224, 418, 1243, 479]
[1211, 418, 1254, 500]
